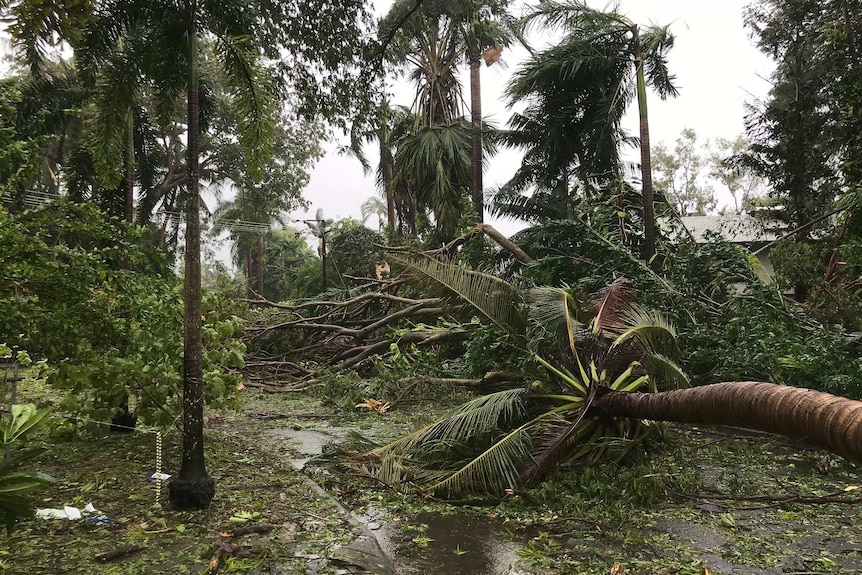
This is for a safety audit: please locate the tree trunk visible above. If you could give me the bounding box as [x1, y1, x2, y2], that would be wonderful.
[246, 246, 254, 295]
[124, 112, 135, 223]
[594, 382, 862, 464]
[320, 221, 328, 291]
[169, 2, 215, 510]
[382, 137, 396, 231]
[634, 33, 656, 263]
[469, 54, 483, 223]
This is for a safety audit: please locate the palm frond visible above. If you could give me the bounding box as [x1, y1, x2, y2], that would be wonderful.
[610, 308, 680, 358]
[370, 388, 529, 460]
[430, 423, 533, 496]
[520, 413, 594, 484]
[526, 286, 584, 357]
[392, 253, 526, 337]
[590, 277, 635, 333]
[642, 353, 689, 391]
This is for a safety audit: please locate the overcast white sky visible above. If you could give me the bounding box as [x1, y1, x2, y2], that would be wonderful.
[290, 0, 775, 237]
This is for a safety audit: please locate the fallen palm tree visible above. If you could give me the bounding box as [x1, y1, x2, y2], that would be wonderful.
[353, 255, 862, 497]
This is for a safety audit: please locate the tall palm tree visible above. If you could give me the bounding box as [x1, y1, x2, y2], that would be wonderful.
[453, 0, 518, 223]
[78, 0, 278, 508]
[519, 0, 679, 261]
[381, 1, 489, 243]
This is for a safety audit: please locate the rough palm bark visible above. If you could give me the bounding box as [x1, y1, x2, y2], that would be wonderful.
[169, 1, 215, 509]
[594, 381, 862, 464]
[469, 53, 483, 223]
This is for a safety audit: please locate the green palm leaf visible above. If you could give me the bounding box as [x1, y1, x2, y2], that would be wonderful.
[611, 307, 680, 358]
[643, 353, 689, 391]
[392, 253, 527, 337]
[430, 422, 533, 496]
[525, 286, 584, 357]
[372, 388, 528, 457]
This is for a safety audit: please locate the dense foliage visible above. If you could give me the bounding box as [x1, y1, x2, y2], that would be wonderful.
[0, 203, 244, 427]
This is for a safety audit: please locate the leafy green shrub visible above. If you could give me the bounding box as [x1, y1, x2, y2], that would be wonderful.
[0, 202, 244, 428]
[0, 345, 55, 535]
[51, 283, 245, 428]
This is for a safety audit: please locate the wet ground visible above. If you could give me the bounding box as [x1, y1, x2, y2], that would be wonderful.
[268, 426, 531, 575]
[259, 404, 862, 575]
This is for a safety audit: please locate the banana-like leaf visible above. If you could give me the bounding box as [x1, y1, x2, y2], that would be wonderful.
[392, 254, 527, 338]
[0, 470, 56, 494]
[0, 470, 55, 535]
[2, 405, 50, 445]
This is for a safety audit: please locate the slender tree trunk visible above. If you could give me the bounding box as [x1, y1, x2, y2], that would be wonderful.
[634, 34, 657, 263]
[246, 246, 254, 294]
[381, 137, 395, 230]
[594, 382, 862, 464]
[125, 113, 135, 223]
[169, 2, 215, 510]
[469, 53, 483, 223]
[320, 221, 327, 291]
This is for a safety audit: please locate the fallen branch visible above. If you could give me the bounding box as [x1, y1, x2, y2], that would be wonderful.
[689, 490, 862, 506]
[208, 525, 274, 573]
[335, 329, 470, 371]
[478, 224, 534, 264]
[95, 545, 146, 562]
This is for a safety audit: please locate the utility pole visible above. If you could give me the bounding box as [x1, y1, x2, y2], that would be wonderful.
[257, 235, 264, 295]
[320, 220, 327, 291]
[304, 218, 328, 291]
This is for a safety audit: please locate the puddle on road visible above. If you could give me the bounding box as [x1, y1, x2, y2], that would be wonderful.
[267, 427, 349, 469]
[371, 510, 524, 575]
[268, 426, 529, 574]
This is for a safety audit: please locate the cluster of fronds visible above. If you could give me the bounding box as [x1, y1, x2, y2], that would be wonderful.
[352, 256, 688, 497]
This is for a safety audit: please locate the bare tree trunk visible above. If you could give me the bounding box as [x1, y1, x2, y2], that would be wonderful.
[469, 54, 483, 223]
[124, 113, 135, 223]
[634, 32, 656, 263]
[242, 247, 250, 294]
[169, 1, 215, 510]
[594, 381, 862, 464]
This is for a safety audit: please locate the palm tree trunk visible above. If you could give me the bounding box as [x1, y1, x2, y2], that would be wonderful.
[594, 382, 862, 464]
[381, 137, 396, 230]
[634, 34, 657, 263]
[124, 112, 135, 223]
[469, 53, 483, 223]
[169, 1, 215, 510]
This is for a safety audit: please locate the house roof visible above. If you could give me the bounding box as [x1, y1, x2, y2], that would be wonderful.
[677, 215, 781, 245]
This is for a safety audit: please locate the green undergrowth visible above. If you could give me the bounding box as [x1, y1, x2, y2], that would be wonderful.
[493, 427, 862, 574]
[301, 391, 862, 575]
[2, 391, 358, 574]
[7, 377, 862, 575]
